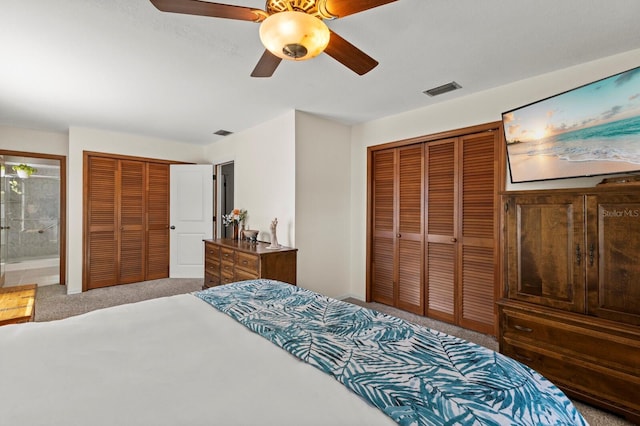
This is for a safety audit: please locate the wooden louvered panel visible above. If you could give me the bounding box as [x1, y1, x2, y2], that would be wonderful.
[119, 160, 145, 283]
[86, 157, 117, 290]
[371, 149, 396, 306]
[146, 163, 169, 280]
[460, 245, 494, 332]
[120, 160, 145, 227]
[398, 145, 423, 235]
[427, 242, 455, 320]
[88, 231, 117, 288]
[372, 236, 394, 305]
[426, 140, 455, 236]
[147, 229, 169, 279]
[119, 229, 145, 283]
[398, 239, 422, 314]
[373, 150, 395, 233]
[88, 157, 117, 229]
[461, 133, 495, 239]
[397, 145, 423, 314]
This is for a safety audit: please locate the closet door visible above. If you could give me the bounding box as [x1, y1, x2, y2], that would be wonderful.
[396, 145, 424, 314]
[118, 160, 146, 284]
[458, 131, 499, 333]
[371, 150, 395, 306]
[370, 146, 424, 314]
[425, 139, 457, 323]
[85, 154, 171, 290]
[146, 163, 169, 280]
[86, 157, 118, 289]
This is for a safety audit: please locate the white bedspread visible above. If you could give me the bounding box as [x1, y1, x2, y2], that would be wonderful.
[0, 294, 395, 426]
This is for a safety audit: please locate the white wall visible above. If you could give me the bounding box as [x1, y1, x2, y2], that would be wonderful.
[294, 111, 351, 297]
[204, 111, 353, 298]
[0, 126, 68, 155]
[349, 48, 640, 299]
[204, 111, 296, 246]
[67, 127, 206, 294]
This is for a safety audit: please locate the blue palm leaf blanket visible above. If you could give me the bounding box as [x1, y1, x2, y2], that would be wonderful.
[195, 280, 587, 426]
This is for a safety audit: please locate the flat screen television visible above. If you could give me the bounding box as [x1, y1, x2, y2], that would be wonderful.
[502, 65, 640, 183]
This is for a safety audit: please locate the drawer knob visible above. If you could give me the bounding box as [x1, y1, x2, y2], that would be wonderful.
[514, 324, 533, 333]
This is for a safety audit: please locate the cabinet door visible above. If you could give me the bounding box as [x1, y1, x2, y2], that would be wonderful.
[397, 145, 423, 314]
[425, 138, 457, 323]
[146, 163, 169, 280]
[458, 132, 498, 333]
[505, 194, 585, 313]
[85, 156, 118, 289]
[371, 150, 395, 306]
[587, 193, 640, 325]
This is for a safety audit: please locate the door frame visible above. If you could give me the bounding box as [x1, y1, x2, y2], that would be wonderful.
[0, 150, 67, 286]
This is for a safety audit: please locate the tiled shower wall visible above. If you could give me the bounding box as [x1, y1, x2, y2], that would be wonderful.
[5, 166, 60, 262]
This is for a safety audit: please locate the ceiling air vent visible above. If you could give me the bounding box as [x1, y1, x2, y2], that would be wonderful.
[423, 81, 462, 97]
[214, 129, 233, 136]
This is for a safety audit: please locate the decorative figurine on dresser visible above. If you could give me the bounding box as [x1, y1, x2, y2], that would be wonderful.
[203, 235, 297, 289]
[268, 217, 280, 249]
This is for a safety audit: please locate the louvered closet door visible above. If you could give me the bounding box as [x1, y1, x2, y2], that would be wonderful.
[119, 160, 146, 283]
[146, 163, 169, 280]
[457, 132, 498, 333]
[397, 145, 424, 314]
[86, 157, 118, 289]
[371, 150, 395, 306]
[425, 139, 457, 323]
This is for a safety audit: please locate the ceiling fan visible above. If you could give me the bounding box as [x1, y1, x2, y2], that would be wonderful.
[149, 0, 397, 77]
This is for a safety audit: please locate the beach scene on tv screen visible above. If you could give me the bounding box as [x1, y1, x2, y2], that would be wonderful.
[504, 66, 640, 183]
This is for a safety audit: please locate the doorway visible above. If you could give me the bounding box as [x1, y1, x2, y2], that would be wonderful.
[0, 150, 66, 289]
[218, 162, 234, 239]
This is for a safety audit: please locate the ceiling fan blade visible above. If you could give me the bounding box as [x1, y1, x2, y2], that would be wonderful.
[323, 31, 378, 75]
[320, 0, 397, 18]
[149, 0, 266, 22]
[251, 50, 283, 78]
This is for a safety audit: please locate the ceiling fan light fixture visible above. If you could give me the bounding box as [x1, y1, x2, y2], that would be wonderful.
[259, 11, 330, 61]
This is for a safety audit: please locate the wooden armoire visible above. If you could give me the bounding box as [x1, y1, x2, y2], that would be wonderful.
[367, 122, 503, 335]
[83, 152, 171, 290]
[498, 186, 640, 422]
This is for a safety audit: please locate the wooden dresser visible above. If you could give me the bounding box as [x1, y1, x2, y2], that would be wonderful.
[203, 239, 297, 288]
[499, 187, 640, 423]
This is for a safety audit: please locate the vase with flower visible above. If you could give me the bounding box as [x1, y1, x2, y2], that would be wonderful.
[222, 208, 247, 240]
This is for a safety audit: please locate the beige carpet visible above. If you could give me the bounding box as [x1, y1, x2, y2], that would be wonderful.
[35, 280, 634, 425]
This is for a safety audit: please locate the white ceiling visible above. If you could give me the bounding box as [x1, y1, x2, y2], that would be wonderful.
[1, 0, 639, 145]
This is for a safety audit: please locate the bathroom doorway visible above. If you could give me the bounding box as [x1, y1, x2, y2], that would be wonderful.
[0, 151, 66, 288]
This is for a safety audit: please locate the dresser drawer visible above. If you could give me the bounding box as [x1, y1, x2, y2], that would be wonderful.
[235, 252, 259, 274]
[235, 268, 259, 281]
[204, 243, 220, 262]
[501, 340, 640, 414]
[221, 271, 235, 284]
[204, 273, 221, 288]
[221, 261, 234, 276]
[220, 247, 235, 263]
[204, 259, 220, 276]
[501, 307, 640, 375]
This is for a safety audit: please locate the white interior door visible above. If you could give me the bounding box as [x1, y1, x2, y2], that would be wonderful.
[170, 164, 213, 278]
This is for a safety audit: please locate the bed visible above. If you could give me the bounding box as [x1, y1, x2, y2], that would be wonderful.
[0, 279, 587, 425]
